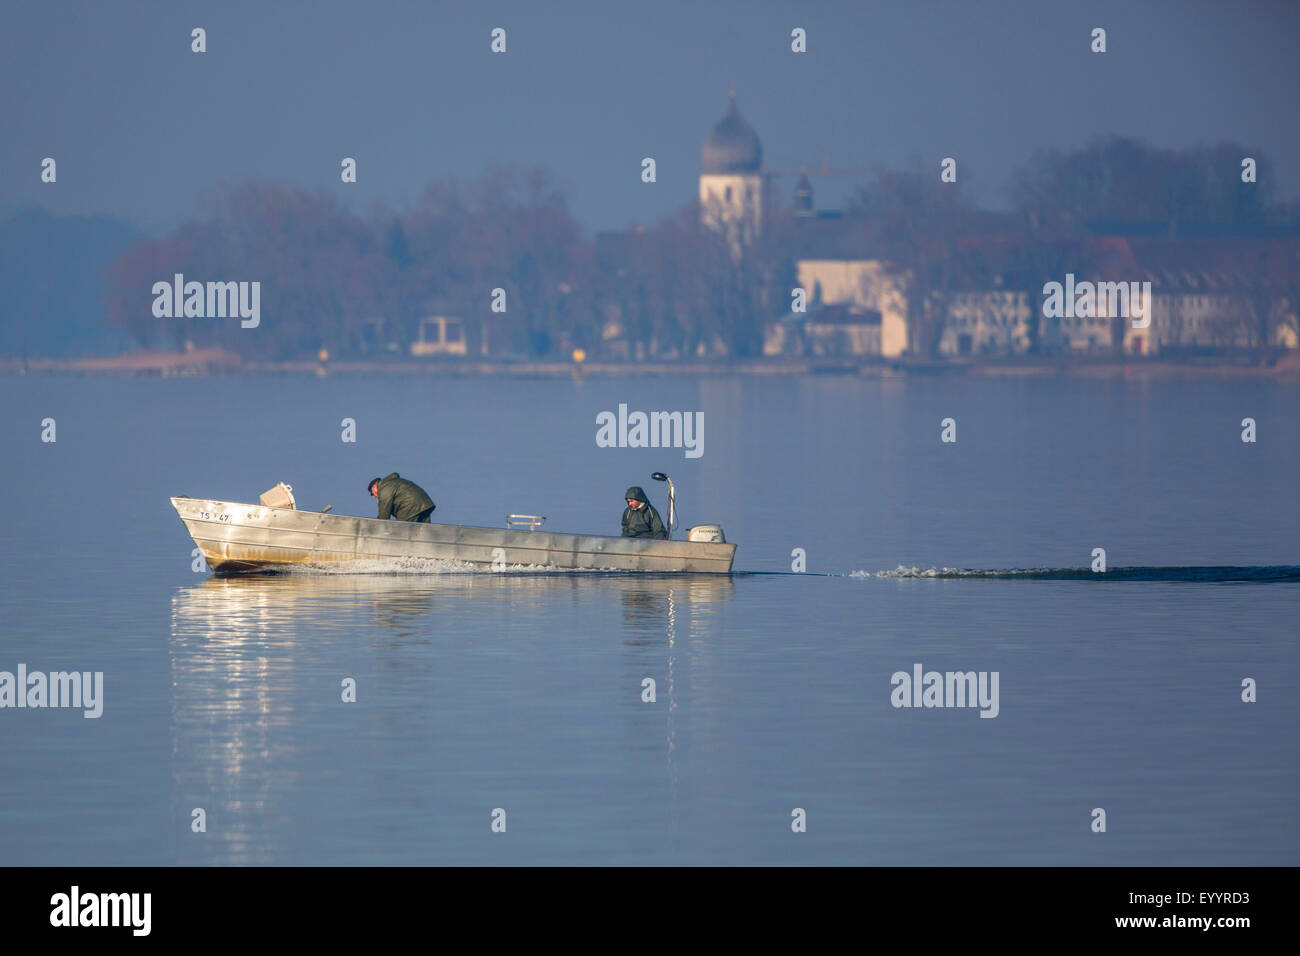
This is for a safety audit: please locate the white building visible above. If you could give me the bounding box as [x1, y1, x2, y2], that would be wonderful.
[940, 290, 1033, 356]
[764, 304, 883, 357]
[699, 94, 764, 249]
[1122, 239, 1300, 354]
[795, 260, 909, 357]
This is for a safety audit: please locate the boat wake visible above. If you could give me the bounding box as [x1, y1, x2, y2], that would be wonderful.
[854, 565, 1300, 583]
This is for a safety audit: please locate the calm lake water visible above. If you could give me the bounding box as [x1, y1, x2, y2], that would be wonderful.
[0, 373, 1296, 865]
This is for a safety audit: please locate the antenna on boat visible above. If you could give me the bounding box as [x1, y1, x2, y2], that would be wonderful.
[650, 472, 676, 537]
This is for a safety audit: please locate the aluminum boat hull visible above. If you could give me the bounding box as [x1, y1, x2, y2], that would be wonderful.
[171, 497, 737, 574]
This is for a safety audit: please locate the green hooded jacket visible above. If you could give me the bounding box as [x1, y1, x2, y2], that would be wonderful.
[376, 472, 435, 521]
[621, 486, 667, 539]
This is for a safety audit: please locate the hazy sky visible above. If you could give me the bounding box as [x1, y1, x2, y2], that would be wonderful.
[3, 0, 1297, 235]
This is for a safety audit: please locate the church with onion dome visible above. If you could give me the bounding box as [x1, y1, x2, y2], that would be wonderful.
[699, 92, 766, 244]
[594, 94, 911, 360]
[697, 94, 826, 237]
[697, 94, 911, 358]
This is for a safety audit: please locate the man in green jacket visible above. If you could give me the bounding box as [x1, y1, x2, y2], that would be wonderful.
[621, 486, 667, 539]
[369, 473, 436, 522]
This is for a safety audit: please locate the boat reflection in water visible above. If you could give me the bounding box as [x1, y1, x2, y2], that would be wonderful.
[613, 575, 734, 837]
[168, 570, 733, 864]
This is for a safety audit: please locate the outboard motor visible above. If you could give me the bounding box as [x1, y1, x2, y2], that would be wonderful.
[651, 472, 727, 543]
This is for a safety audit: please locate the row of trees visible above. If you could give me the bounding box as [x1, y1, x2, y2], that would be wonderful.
[106, 169, 587, 360]
[105, 169, 800, 362]
[103, 137, 1299, 361]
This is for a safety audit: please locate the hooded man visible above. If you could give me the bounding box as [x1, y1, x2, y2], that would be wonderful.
[369, 473, 436, 522]
[621, 486, 667, 539]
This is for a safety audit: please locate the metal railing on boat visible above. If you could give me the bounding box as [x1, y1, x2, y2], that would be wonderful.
[506, 514, 547, 531]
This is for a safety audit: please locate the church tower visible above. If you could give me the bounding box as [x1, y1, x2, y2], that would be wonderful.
[793, 171, 814, 217]
[699, 93, 763, 246]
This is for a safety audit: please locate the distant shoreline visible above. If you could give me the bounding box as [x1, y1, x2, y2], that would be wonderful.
[2, 350, 1298, 381]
